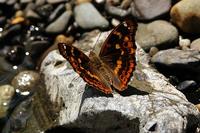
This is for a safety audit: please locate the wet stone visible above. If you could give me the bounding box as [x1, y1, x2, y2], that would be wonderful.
[11, 70, 40, 94]
[2, 97, 32, 133]
[0, 84, 15, 118]
[0, 24, 22, 46]
[74, 2, 109, 29]
[0, 16, 6, 26]
[23, 25, 50, 58]
[35, 4, 53, 18]
[0, 57, 18, 85]
[177, 80, 198, 93]
[5, 45, 25, 65]
[25, 40, 51, 58]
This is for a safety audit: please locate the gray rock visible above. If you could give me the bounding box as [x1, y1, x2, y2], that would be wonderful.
[0, 84, 15, 118]
[24, 3, 36, 12]
[35, 0, 45, 6]
[45, 11, 72, 34]
[149, 47, 159, 57]
[39, 31, 200, 132]
[20, 0, 33, 3]
[132, 0, 171, 20]
[105, 0, 131, 17]
[47, 0, 67, 4]
[14, 3, 21, 10]
[151, 49, 200, 66]
[136, 20, 179, 51]
[0, 0, 6, 3]
[191, 38, 200, 51]
[6, 0, 17, 5]
[151, 49, 200, 81]
[74, 2, 109, 29]
[170, 0, 200, 33]
[25, 9, 41, 19]
[48, 4, 66, 23]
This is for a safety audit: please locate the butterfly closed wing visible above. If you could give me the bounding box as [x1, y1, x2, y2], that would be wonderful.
[58, 19, 138, 94]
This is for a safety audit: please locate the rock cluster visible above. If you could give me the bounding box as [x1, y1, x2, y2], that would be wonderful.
[0, 0, 199, 133]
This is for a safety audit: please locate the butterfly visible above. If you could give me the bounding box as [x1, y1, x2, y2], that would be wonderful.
[58, 19, 137, 94]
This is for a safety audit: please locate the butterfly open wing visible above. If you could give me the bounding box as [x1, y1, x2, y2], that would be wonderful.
[58, 43, 113, 94]
[99, 19, 138, 91]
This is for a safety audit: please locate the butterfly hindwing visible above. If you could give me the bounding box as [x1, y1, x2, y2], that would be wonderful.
[58, 43, 112, 94]
[99, 19, 138, 91]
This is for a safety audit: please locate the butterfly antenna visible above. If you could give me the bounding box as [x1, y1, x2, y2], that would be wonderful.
[92, 32, 102, 51]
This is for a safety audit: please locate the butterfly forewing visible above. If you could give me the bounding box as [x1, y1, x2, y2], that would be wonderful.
[58, 43, 113, 94]
[99, 19, 138, 91]
[58, 19, 137, 94]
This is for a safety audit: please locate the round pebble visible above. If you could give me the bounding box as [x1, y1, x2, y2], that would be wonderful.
[0, 84, 15, 118]
[179, 36, 191, 50]
[170, 0, 200, 33]
[25, 10, 41, 20]
[191, 38, 200, 51]
[195, 104, 200, 112]
[36, 4, 53, 18]
[132, 0, 171, 20]
[6, 45, 25, 65]
[0, 0, 6, 3]
[11, 70, 40, 95]
[76, 0, 92, 4]
[15, 10, 24, 17]
[20, 0, 33, 4]
[74, 2, 109, 29]
[149, 47, 159, 57]
[47, 0, 67, 4]
[46, 11, 72, 34]
[136, 20, 178, 51]
[48, 4, 66, 23]
[105, 0, 131, 17]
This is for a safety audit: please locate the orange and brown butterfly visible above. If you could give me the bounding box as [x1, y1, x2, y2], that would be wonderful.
[58, 19, 138, 94]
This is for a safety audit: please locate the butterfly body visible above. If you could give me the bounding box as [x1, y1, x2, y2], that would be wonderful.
[58, 19, 137, 94]
[88, 51, 122, 92]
